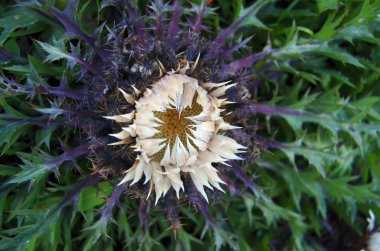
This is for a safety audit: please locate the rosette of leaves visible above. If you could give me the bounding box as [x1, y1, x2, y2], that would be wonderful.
[1, 0, 380, 250]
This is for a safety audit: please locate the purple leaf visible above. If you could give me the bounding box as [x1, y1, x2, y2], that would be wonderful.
[230, 129, 284, 150]
[0, 47, 27, 64]
[192, 1, 206, 34]
[186, 179, 216, 227]
[0, 46, 12, 62]
[0, 173, 102, 249]
[47, 142, 93, 167]
[223, 51, 268, 75]
[101, 184, 126, 221]
[162, 193, 182, 235]
[208, 6, 260, 56]
[230, 161, 257, 193]
[168, 1, 181, 39]
[30, 0, 107, 60]
[138, 197, 148, 230]
[221, 36, 253, 60]
[125, 1, 148, 44]
[148, 0, 169, 38]
[229, 129, 254, 146]
[0, 116, 65, 126]
[238, 102, 310, 117]
[255, 135, 284, 150]
[219, 173, 241, 196]
[33, 84, 86, 100]
[0, 75, 35, 97]
[50, 3, 107, 59]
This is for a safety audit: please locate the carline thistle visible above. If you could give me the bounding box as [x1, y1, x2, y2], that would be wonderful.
[20, 0, 270, 230]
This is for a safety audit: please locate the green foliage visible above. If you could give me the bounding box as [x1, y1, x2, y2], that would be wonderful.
[1, 0, 380, 250]
[0, 8, 40, 45]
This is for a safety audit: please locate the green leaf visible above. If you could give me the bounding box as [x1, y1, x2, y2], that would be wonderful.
[0, 164, 20, 176]
[335, 25, 380, 44]
[314, 12, 346, 40]
[0, 8, 39, 45]
[273, 34, 364, 68]
[37, 38, 77, 63]
[81, 218, 109, 251]
[77, 182, 112, 212]
[35, 126, 56, 149]
[280, 141, 341, 177]
[239, 0, 274, 30]
[4, 55, 63, 76]
[347, 0, 380, 26]
[7, 163, 52, 184]
[0, 122, 30, 155]
[35, 100, 66, 120]
[177, 229, 203, 251]
[313, 43, 364, 68]
[317, 0, 339, 13]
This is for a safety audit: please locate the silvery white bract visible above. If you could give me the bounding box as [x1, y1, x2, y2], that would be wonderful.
[105, 62, 246, 203]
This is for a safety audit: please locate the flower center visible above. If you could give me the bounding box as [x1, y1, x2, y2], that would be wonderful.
[151, 93, 202, 161]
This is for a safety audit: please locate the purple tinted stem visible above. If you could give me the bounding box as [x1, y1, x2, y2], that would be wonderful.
[230, 161, 257, 193]
[138, 198, 148, 230]
[47, 142, 92, 167]
[239, 103, 309, 117]
[101, 184, 126, 220]
[54, 173, 102, 213]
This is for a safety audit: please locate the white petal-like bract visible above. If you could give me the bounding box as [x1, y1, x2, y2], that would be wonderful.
[106, 72, 245, 203]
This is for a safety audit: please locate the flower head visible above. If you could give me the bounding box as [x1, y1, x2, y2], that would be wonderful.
[1, 0, 269, 244]
[105, 61, 245, 203]
[64, 0, 268, 213]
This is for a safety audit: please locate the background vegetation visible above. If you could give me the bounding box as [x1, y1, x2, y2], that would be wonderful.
[1, 0, 380, 250]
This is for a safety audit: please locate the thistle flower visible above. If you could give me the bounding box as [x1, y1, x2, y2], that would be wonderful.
[93, 0, 259, 208]
[106, 64, 245, 203]
[2, 0, 379, 250]
[6, 0, 267, 229]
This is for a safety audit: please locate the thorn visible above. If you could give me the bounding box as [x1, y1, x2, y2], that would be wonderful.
[165, 222, 187, 240]
[159, 67, 163, 77]
[131, 85, 141, 96]
[206, 0, 214, 6]
[173, 228, 177, 240]
[157, 59, 166, 74]
[118, 88, 135, 104]
[175, 63, 181, 73]
[191, 52, 201, 73]
[147, 179, 154, 199]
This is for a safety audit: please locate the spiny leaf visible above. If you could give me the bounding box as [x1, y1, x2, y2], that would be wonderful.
[34, 100, 66, 120]
[238, 0, 274, 30]
[314, 11, 346, 40]
[280, 140, 342, 177]
[35, 126, 56, 149]
[37, 38, 77, 63]
[335, 25, 380, 44]
[273, 32, 365, 68]
[347, 0, 380, 26]
[314, 43, 364, 68]
[7, 151, 54, 183]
